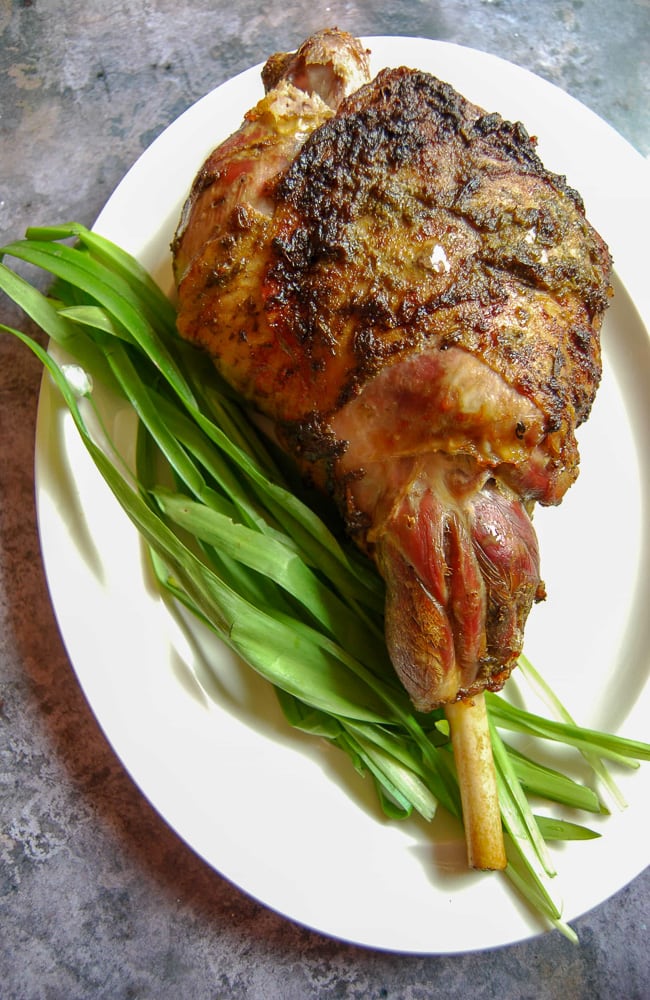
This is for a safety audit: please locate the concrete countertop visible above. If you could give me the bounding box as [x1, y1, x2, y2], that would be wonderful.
[1, 2, 649, 997]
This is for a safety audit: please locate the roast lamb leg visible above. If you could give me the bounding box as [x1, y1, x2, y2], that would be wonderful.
[172, 30, 612, 869]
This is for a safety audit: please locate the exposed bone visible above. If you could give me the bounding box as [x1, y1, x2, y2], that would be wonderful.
[445, 693, 507, 871]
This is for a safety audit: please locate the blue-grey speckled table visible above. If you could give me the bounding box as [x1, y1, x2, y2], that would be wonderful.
[1, 2, 649, 997]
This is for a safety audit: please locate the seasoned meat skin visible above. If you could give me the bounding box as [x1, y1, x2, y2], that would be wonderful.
[172, 29, 370, 286]
[173, 40, 612, 711]
[266, 69, 609, 497]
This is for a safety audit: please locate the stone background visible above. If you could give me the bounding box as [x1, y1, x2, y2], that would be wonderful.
[1, 2, 649, 997]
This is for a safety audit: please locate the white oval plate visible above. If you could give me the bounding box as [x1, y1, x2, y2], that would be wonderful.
[35, 38, 650, 953]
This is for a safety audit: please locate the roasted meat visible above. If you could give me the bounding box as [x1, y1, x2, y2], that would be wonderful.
[172, 30, 612, 866]
[173, 31, 611, 706]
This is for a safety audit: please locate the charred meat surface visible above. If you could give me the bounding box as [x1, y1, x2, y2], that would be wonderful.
[173, 31, 612, 715]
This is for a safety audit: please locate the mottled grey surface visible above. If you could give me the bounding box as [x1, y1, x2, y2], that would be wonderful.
[1, 1, 649, 997]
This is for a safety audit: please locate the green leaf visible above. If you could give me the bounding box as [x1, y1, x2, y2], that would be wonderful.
[2, 238, 197, 407]
[152, 487, 388, 663]
[489, 716, 556, 878]
[505, 744, 602, 814]
[26, 222, 178, 333]
[534, 815, 601, 842]
[0, 261, 118, 392]
[486, 692, 648, 763]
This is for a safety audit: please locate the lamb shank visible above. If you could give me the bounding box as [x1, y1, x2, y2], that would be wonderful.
[172, 30, 612, 868]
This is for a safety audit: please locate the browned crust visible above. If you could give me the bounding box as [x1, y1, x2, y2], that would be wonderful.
[175, 65, 612, 517]
[262, 68, 611, 478]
